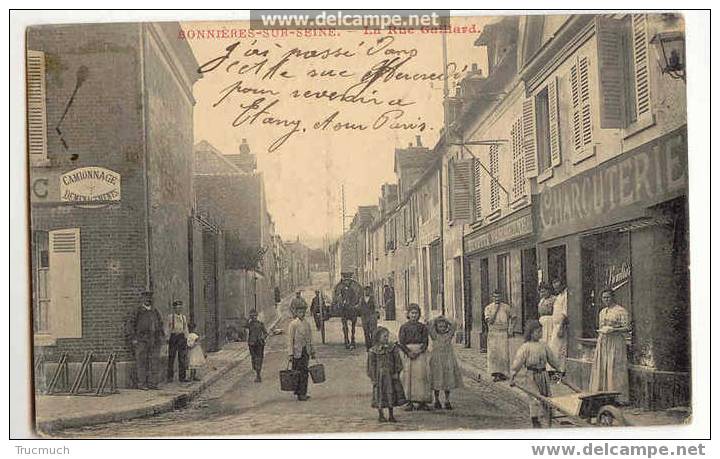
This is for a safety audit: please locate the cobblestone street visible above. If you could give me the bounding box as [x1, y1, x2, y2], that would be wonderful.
[55, 282, 530, 437]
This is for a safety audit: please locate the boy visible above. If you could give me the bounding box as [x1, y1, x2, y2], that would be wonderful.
[244, 310, 269, 382]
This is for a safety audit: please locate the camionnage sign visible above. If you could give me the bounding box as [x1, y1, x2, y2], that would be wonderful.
[60, 167, 121, 207]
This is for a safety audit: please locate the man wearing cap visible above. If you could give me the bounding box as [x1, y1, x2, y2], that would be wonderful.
[287, 301, 315, 401]
[166, 299, 190, 383]
[127, 290, 164, 390]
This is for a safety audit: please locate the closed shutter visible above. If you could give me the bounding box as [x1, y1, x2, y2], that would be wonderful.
[596, 17, 627, 128]
[632, 14, 651, 119]
[570, 56, 593, 152]
[489, 145, 500, 211]
[26, 50, 47, 158]
[473, 158, 482, 220]
[522, 97, 538, 178]
[451, 158, 474, 223]
[48, 229, 82, 338]
[511, 118, 526, 199]
[548, 77, 562, 166]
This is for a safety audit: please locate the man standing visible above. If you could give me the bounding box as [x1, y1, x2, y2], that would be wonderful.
[310, 290, 324, 331]
[383, 283, 396, 321]
[287, 302, 315, 401]
[484, 289, 516, 382]
[358, 286, 378, 351]
[245, 309, 268, 382]
[166, 299, 189, 383]
[128, 290, 164, 390]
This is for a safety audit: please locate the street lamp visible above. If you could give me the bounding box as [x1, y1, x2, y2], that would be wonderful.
[650, 31, 686, 82]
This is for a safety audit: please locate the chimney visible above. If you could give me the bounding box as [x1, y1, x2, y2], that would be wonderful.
[416, 135, 422, 147]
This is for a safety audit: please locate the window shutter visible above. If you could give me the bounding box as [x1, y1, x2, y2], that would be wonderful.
[511, 119, 527, 199]
[451, 158, 474, 223]
[26, 50, 48, 158]
[579, 56, 593, 147]
[48, 228, 82, 338]
[571, 56, 593, 152]
[489, 145, 500, 211]
[632, 14, 651, 119]
[522, 97, 538, 178]
[473, 158, 482, 220]
[548, 77, 562, 166]
[596, 17, 627, 128]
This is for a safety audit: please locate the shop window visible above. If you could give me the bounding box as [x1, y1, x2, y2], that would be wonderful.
[547, 245, 567, 288]
[580, 231, 631, 339]
[496, 253, 511, 303]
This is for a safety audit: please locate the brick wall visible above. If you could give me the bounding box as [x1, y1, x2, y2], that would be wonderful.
[28, 24, 148, 362]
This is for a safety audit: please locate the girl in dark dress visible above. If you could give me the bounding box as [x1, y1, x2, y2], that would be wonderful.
[367, 326, 406, 422]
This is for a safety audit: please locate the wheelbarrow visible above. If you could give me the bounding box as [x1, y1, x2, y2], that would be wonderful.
[509, 379, 628, 427]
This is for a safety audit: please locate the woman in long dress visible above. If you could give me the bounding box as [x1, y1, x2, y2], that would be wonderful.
[428, 316, 464, 410]
[590, 288, 631, 404]
[484, 290, 516, 382]
[548, 279, 568, 376]
[537, 282, 555, 345]
[398, 303, 432, 411]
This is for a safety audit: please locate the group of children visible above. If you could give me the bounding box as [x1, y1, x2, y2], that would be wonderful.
[366, 304, 464, 423]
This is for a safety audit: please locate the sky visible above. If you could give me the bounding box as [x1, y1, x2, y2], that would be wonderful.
[184, 16, 494, 248]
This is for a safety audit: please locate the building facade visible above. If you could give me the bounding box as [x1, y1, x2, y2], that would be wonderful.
[28, 23, 201, 386]
[358, 13, 689, 409]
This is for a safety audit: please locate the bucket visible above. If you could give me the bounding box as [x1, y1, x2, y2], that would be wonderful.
[309, 363, 325, 384]
[279, 362, 300, 392]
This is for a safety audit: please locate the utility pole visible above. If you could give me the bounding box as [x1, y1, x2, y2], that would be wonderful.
[438, 25, 449, 317]
[341, 184, 347, 233]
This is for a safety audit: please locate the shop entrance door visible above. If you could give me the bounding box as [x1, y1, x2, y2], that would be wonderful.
[547, 245, 567, 287]
[521, 248, 539, 327]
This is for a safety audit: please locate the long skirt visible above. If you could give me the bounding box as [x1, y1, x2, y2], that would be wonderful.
[522, 370, 552, 418]
[187, 345, 206, 370]
[548, 327, 567, 373]
[429, 343, 464, 390]
[487, 330, 510, 376]
[402, 344, 432, 403]
[589, 332, 629, 404]
[372, 375, 407, 408]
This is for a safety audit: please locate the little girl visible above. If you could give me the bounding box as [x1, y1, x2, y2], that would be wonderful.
[367, 326, 406, 423]
[186, 323, 207, 381]
[428, 316, 464, 410]
[509, 320, 563, 428]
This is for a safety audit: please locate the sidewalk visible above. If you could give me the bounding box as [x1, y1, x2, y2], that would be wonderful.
[34, 295, 295, 435]
[381, 319, 689, 427]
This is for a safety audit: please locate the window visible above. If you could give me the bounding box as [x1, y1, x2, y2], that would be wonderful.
[595, 14, 652, 130]
[497, 253, 511, 303]
[27, 50, 48, 163]
[535, 89, 552, 173]
[33, 231, 50, 334]
[34, 228, 83, 341]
